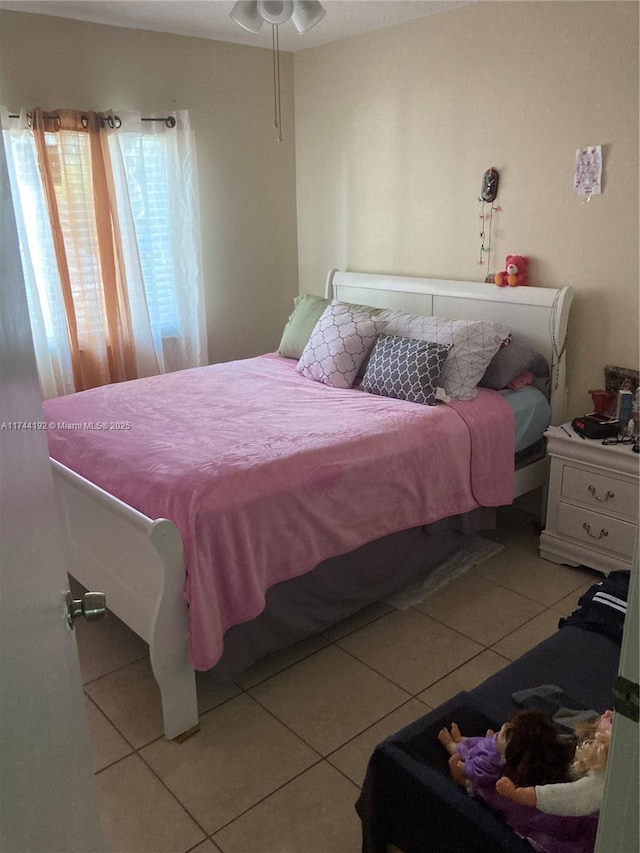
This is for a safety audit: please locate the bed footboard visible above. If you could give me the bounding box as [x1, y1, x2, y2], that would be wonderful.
[51, 459, 198, 740]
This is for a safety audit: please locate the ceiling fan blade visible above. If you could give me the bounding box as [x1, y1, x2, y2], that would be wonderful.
[229, 1, 264, 33]
[291, 0, 325, 33]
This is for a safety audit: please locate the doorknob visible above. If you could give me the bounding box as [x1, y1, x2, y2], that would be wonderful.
[65, 590, 107, 628]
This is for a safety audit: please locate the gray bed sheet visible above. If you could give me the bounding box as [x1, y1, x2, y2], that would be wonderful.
[208, 507, 495, 682]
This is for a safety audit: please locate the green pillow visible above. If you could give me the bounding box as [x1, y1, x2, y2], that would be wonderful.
[278, 294, 330, 359]
[278, 293, 384, 359]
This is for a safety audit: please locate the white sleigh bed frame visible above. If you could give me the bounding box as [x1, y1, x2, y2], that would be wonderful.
[52, 270, 574, 740]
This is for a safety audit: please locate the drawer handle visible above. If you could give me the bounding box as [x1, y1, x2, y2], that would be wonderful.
[587, 485, 615, 502]
[583, 523, 609, 540]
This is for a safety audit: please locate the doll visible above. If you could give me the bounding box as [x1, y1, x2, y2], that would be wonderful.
[495, 710, 612, 816]
[438, 710, 574, 795]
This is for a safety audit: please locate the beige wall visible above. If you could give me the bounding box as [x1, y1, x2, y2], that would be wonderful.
[294, 1, 639, 417]
[2, 3, 638, 415]
[0, 9, 299, 364]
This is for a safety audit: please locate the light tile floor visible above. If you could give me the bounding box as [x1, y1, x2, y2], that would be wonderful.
[78, 505, 598, 853]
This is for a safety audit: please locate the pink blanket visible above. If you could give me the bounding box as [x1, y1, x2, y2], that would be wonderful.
[44, 354, 514, 670]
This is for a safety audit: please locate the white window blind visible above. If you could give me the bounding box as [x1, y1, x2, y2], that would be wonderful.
[118, 133, 181, 337]
[45, 129, 108, 347]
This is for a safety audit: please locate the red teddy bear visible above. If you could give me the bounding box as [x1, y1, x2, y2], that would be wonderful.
[495, 255, 529, 287]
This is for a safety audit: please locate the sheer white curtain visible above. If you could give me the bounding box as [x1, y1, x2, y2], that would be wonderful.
[1, 108, 75, 397]
[1, 107, 207, 398]
[108, 110, 208, 374]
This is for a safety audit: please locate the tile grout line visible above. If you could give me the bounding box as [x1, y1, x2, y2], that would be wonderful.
[208, 756, 328, 840]
[92, 733, 213, 851]
[324, 696, 432, 761]
[415, 646, 512, 705]
[409, 597, 544, 649]
[333, 615, 486, 697]
[134, 748, 214, 844]
[486, 605, 564, 660]
[81, 649, 150, 689]
[84, 692, 137, 771]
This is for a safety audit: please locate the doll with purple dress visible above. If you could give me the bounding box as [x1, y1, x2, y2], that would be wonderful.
[438, 709, 573, 795]
[438, 709, 603, 853]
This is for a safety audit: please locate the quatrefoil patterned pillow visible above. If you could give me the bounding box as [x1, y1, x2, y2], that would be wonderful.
[296, 300, 386, 389]
[361, 333, 452, 405]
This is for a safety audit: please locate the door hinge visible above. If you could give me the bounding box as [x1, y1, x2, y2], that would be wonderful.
[612, 675, 639, 723]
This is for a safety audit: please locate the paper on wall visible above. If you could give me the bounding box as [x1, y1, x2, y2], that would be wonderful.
[574, 145, 602, 197]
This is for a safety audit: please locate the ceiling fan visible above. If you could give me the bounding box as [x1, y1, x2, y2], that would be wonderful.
[230, 1, 326, 35]
[229, 1, 326, 141]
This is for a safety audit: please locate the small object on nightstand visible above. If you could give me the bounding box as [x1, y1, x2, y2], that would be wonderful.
[589, 389, 616, 417]
[601, 434, 635, 446]
[616, 390, 633, 429]
[571, 414, 618, 439]
[631, 389, 640, 438]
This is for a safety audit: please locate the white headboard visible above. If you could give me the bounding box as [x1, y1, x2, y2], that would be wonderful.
[325, 269, 574, 426]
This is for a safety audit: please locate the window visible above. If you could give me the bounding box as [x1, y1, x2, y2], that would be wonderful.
[2, 108, 206, 398]
[118, 133, 181, 338]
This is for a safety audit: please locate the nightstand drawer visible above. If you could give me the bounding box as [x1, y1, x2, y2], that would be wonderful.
[557, 503, 636, 559]
[561, 464, 638, 521]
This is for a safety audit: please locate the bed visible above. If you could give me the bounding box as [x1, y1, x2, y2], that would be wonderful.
[45, 269, 574, 739]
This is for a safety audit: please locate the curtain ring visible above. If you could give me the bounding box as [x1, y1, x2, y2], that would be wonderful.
[81, 114, 89, 128]
[166, 116, 176, 128]
[100, 114, 116, 129]
[113, 115, 122, 129]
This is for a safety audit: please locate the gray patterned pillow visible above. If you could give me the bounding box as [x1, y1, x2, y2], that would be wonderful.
[379, 309, 511, 401]
[360, 334, 452, 406]
[296, 300, 386, 389]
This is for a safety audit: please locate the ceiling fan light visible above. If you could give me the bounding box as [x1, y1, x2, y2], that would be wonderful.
[229, 0, 264, 33]
[257, 0, 294, 26]
[291, 0, 325, 33]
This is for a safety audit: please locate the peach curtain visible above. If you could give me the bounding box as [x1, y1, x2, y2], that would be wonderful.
[31, 108, 137, 390]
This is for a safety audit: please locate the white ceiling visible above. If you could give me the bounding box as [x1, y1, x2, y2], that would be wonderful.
[0, 0, 472, 52]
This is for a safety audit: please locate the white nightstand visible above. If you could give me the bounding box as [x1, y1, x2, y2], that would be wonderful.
[539, 426, 639, 573]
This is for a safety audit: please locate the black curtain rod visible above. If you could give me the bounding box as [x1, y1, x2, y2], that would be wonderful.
[8, 111, 176, 128]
